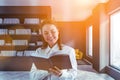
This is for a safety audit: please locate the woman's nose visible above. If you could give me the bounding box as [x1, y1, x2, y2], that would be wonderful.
[47, 32, 52, 36]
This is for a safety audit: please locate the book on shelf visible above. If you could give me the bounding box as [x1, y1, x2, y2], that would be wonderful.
[0, 18, 2, 24]
[31, 54, 72, 70]
[0, 40, 5, 46]
[16, 51, 24, 56]
[3, 18, 20, 24]
[16, 29, 31, 35]
[36, 41, 43, 46]
[24, 18, 40, 24]
[5, 43, 12, 46]
[12, 40, 28, 45]
[0, 50, 16, 56]
[24, 50, 36, 56]
[29, 43, 36, 46]
[9, 30, 15, 35]
[0, 29, 8, 35]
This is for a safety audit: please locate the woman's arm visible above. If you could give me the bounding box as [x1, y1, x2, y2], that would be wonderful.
[59, 48, 77, 80]
[49, 48, 77, 80]
[30, 50, 49, 80]
[30, 63, 49, 80]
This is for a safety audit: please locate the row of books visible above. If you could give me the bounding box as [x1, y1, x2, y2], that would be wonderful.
[0, 40, 43, 46]
[0, 18, 40, 24]
[12, 40, 28, 45]
[0, 29, 41, 35]
[0, 50, 36, 56]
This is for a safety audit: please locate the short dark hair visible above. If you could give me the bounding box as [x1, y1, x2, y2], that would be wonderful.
[40, 19, 62, 50]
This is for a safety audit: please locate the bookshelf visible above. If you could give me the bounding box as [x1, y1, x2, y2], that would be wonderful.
[0, 6, 51, 56]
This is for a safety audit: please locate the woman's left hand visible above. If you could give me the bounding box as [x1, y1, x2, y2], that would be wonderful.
[49, 66, 62, 77]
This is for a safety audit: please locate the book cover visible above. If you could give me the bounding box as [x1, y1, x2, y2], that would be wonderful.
[31, 54, 72, 70]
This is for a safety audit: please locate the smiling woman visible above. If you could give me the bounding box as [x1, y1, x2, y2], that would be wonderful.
[41, 24, 59, 47]
[30, 19, 77, 80]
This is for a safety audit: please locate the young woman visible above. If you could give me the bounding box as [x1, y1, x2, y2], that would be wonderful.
[30, 19, 77, 80]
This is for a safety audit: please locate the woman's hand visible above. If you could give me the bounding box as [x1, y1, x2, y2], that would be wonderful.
[49, 66, 62, 77]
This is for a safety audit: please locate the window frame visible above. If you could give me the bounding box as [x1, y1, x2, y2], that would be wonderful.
[109, 9, 120, 71]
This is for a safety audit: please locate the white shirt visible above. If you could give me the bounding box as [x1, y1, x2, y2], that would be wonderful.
[30, 44, 77, 80]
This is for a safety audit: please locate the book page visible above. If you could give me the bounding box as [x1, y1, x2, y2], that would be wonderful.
[31, 54, 72, 70]
[50, 54, 72, 69]
[31, 56, 51, 70]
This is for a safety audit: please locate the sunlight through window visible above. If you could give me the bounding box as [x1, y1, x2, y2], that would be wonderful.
[86, 25, 93, 57]
[110, 10, 120, 70]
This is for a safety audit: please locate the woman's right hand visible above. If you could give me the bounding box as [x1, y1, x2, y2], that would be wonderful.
[49, 66, 62, 77]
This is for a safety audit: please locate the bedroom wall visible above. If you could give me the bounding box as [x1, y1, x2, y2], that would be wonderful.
[57, 22, 86, 56]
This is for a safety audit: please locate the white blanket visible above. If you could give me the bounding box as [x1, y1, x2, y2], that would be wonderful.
[76, 70, 105, 80]
[0, 70, 107, 80]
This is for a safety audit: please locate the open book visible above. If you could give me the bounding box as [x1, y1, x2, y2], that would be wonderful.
[31, 54, 72, 70]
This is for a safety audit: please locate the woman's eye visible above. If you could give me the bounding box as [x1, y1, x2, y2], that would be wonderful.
[51, 30, 56, 34]
[44, 32, 48, 35]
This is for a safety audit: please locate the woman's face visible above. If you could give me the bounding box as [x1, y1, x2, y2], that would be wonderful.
[42, 24, 59, 47]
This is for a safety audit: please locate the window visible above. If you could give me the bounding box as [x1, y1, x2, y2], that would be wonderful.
[110, 10, 120, 70]
[86, 25, 93, 57]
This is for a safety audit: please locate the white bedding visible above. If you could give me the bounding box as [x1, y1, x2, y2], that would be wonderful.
[76, 70, 105, 80]
[0, 70, 106, 80]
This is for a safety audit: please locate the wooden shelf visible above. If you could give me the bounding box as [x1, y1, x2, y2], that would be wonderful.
[0, 24, 40, 29]
[0, 35, 42, 40]
[0, 45, 41, 50]
[0, 6, 51, 19]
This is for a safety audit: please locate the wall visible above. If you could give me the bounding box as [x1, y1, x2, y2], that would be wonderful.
[57, 22, 86, 55]
[91, 3, 109, 72]
[99, 4, 109, 71]
[106, 0, 120, 13]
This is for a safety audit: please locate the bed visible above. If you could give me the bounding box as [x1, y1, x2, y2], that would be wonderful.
[0, 70, 106, 80]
